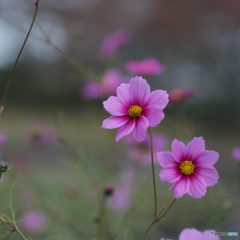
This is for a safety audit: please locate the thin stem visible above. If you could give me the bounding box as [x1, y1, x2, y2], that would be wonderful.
[16, 228, 27, 240]
[139, 219, 155, 240]
[158, 199, 177, 220]
[97, 195, 106, 239]
[147, 128, 157, 216]
[0, 2, 39, 107]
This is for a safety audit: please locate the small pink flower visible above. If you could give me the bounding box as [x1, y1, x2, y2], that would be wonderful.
[124, 132, 168, 165]
[179, 228, 220, 240]
[126, 58, 165, 76]
[99, 28, 131, 60]
[80, 69, 126, 100]
[80, 81, 102, 100]
[168, 87, 195, 104]
[232, 147, 240, 163]
[157, 137, 219, 198]
[20, 210, 48, 232]
[102, 76, 169, 142]
[25, 122, 58, 147]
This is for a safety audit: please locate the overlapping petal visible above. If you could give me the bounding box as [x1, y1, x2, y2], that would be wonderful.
[172, 175, 190, 198]
[103, 96, 128, 116]
[187, 174, 207, 198]
[102, 116, 130, 129]
[157, 151, 177, 167]
[143, 104, 165, 127]
[116, 119, 135, 142]
[159, 165, 181, 183]
[132, 115, 149, 142]
[201, 230, 220, 240]
[195, 166, 219, 187]
[186, 137, 205, 160]
[116, 83, 132, 107]
[129, 77, 150, 106]
[194, 150, 219, 166]
[171, 139, 185, 162]
[144, 90, 169, 109]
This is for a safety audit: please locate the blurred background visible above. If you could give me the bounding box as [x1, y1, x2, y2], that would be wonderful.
[0, 0, 240, 239]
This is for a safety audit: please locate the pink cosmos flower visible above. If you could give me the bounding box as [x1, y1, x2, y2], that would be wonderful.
[126, 58, 165, 76]
[80, 69, 127, 100]
[168, 87, 195, 105]
[102, 76, 169, 142]
[124, 132, 168, 165]
[24, 122, 58, 147]
[232, 147, 240, 163]
[179, 228, 220, 240]
[157, 137, 219, 198]
[20, 210, 48, 232]
[99, 28, 131, 60]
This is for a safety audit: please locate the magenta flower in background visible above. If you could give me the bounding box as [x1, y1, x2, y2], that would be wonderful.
[124, 132, 169, 165]
[126, 58, 165, 76]
[0, 131, 7, 147]
[25, 122, 58, 147]
[80, 69, 127, 100]
[99, 28, 131, 60]
[168, 87, 195, 105]
[102, 76, 169, 142]
[179, 228, 220, 240]
[80, 81, 102, 100]
[157, 137, 219, 198]
[109, 169, 136, 212]
[20, 210, 48, 232]
[232, 147, 240, 163]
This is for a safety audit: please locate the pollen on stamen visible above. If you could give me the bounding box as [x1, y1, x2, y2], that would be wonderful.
[128, 105, 142, 118]
[179, 160, 195, 175]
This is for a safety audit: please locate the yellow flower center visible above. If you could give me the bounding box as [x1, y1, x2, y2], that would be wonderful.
[128, 105, 142, 118]
[179, 160, 195, 175]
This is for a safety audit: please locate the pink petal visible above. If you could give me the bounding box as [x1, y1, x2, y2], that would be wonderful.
[171, 139, 186, 162]
[187, 174, 207, 198]
[102, 116, 130, 129]
[159, 165, 181, 183]
[144, 90, 169, 109]
[195, 166, 219, 187]
[116, 119, 135, 142]
[143, 104, 165, 127]
[179, 228, 202, 240]
[129, 76, 150, 106]
[172, 175, 190, 198]
[232, 147, 240, 162]
[194, 150, 219, 166]
[132, 115, 149, 142]
[186, 137, 205, 161]
[116, 83, 132, 107]
[157, 151, 177, 168]
[201, 230, 220, 240]
[103, 96, 128, 116]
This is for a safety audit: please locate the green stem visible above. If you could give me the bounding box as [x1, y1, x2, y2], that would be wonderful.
[158, 199, 177, 220]
[0, 2, 39, 108]
[147, 128, 157, 216]
[16, 228, 27, 240]
[97, 195, 106, 239]
[139, 220, 155, 240]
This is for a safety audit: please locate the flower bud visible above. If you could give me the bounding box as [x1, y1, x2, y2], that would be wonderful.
[1, 217, 8, 225]
[0, 162, 8, 172]
[104, 184, 114, 196]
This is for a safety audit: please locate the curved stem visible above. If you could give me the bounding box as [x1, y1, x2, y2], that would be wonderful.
[147, 128, 157, 216]
[0, 2, 39, 107]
